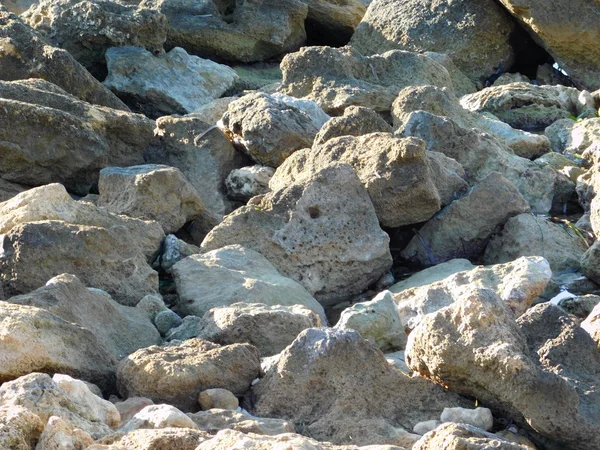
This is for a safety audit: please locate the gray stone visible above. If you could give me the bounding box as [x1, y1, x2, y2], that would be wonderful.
[389, 259, 475, 294]
[440, 407, 494, 431]
[225, 165, 274, 202]
[155, 234, 201, 274]
[154, 309, 183, 336]
[187, 409, 295, 436]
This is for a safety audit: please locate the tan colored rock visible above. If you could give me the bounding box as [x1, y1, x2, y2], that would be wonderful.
[313, 106, 393, 147]
[198, 389, 238, 411]
[95, 428, 209, 450]
[413, 423, 530, 450]
[115, 397, 155, 426]
[389, 259, 475, 293]
[117, 339, 261, 412]
[423, 52, 477, 97]
[123, 404, 198, 431]
[35, 415, 94, 450]
[187, 409, 295, 436]
[0, 405, 44, 450]
[440, 407, 493, 431]
[189, 97, 238, 125]
[304, 0, 366, 44]
[201, 165, 392, 305]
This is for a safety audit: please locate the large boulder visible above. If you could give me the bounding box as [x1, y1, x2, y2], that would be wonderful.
[401, 172, 530, 265]
[103, 46, 238, 118]
[117, 339, 261, 412]
[0, 7, 127, 110]
[350, 0, 517, 86]
[140, 0, 307, 63]
[0, 79, 155, 195]
[252, 328, 469, 446]
[201, 164, 392, 305]
[23, 0, 167, 77]
[279, 46, 454, 114]
[496, 0, 600, 90]
[172, 245, 325, 320]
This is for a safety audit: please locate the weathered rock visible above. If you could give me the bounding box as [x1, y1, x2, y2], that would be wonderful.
[484, 213, 588, 273]
[546, 117, 600, 156]
[413, 423, 529, 450]
[0, 406, 44, 450]
[582, 302, 600, 346]
[123, 404, 198, 431]
[187, 409, 295, 436]
[201, 165, 392, 305]
[401, 172, 530, 265]
[412, 421, 442, 436]
[23, 0, 167, 77]
[3, 0, 38, 14]
[172, 245, 325, 320]
[427, 151, 469, 207]
[189, 97, 238, 125]
[7, 274, 161, 360]
[581, 240, 600, 285]
[117, 339, 261, 412]
[393, 85, 551, 159]
[0, 373, 119, 438]
[198, 389, 238, 411]
[154, 310, 183, 336]
[279, 46, 454, 114]
[253, 328, 468, 446]
[389, 259, 475, 293]
[36, 415, 95, 450]
[335, 290, 406, 352]
[219, 92, 327, 167]
[440, 407, 494, 431]
[577, 154, 600, 236]
[313, 106, 392, 146]
[350, 0, 517, 85]
[559, 294, 600, 319]
[115, 397, 155, 426]
[198, 302, 322, 357]
[136, 295, 168, 322]
[0, 7, 127, 110]
[165, 316, 203, 341]
[104, 46, 238, 118]
[393, 256, 552, 331]
[154, 234, 200, 274]
[225, 165, 274, 202]
[95, 427, 209, 450]
[496, 0, 600, 90]
[0, 179, 28, 203]
[303, 0, 366, 45]
[141, 0, 307, 63]
[399, 110, 556, 213]
[423, 52, 477, 97]
[270, 134, 442, 227]
[0, 79, 155, 195]
[493, 72, 531, 86]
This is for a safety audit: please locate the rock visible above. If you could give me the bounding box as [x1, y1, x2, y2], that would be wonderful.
[335, 290, 406, 352]
[141, 0, 307, 63]
[198, 389, 238, 411]
[558, 294, 600, 319]
[577, 154, 600, 235]
[115, 397, 155, 426]
[3, 0, 38, 14]
[0, 406, 44, 450]
[124, 404, 198, 431]
[0, 179, 28, 203]
[496, 0, 600, 90]
[393, 85, 551, 160]
[393, 256, 552, 331]
[154, 234, 200, 274]
[582, 303, 600, 346]
[427, 151, 469, 207]
[0, 79, 155, 195]
[303, 0, 366, 45]
[7, 274, 161, 360]
[0, 7, 127, 110]
[252, 328, 468, 446]
[198, 302, 322, 357]
[546, 117, 600, 156]
[484, 213, 588, 273]
[103, 46, 238, 118]
[94, 428, 209, 450]
[412, 421, 441, 436]
[399, 110, 556, 213]
[23, 0, 167, 77]
[313, 106, 393, 146]
[225, 166, 275, 202]
[350, 0, 517, 86]
[172, 245, 325, 320]
[413, 423, 530, 450]
[136, 295, 168, 322]
[440, 407, 494, 431]
[98, 164, 205, 234]
[271, 134, 442, 227]
[165, 316, 203, 341]
[535, 151, 576, 171]
[117, 339, 261, 412]
[423, 52, 477, 97]
[189, 97, 238, 125]
[401, 172, 530, 265]
[460, 82, 596, 131]
[581, 240, 600, 285]
[35, 415, 95, 450]
[201, 165, 392, 305]
[219, 92, 326, 167]
[493, 72, 531, 87]
[389, 259, 475, 293]
[154, 310, 183, 336]
[0, 373, 119, 438]
[279, 46, 454, 114]
[187, 409, 295, 436]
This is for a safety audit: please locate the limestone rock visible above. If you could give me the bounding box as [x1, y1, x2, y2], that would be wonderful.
[413, 423, 530, 450]
[104, 46, 238, 118]
[172, 245, 325, 320]
[23, 0, 167, 77]
[0, 7, 127, 110]
[440, 407, 494, 431]
[313, 106, 393, 146]
[401, 172, 530, 265]
[35, 415, 95, 450]
[427, 151, 469, 207]
[187, 409, 295, 436]
[0, 406, 44, 450]
[201, 164, 392, 305]
[136, 295, 168, 322]
[279, 46, 454, 114]
[225, 166, 274, 202]
[117, 339, 261, 412]
[189, 97, 237, 125]
[350, 0, 517, 85]
[198, 389, 238, 411]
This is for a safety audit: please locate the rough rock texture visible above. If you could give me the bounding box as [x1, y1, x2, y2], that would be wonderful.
[392, 85, 551, 160]
[201, 164, 392, 305]
[413, 423, 529, 450]
[187, 409, 295, 436]
[95, 427, 209, 450]
[424, 51, 477, 97]
[497, 0, 600, 90]
[393, 256, 552, 331]
[225, 165, 275, 202]
[0, 405, 44, 450]
[350, 0, 516, 85]
[271, 134, 443, 228]
[123, 404, 198, 431]
[581, 240, 600, 285]
[154, 234, 200, 274]
[35, 415, 95, 450]
[0, 7, 127, 110]
[141, 0, 308, 63]
[546, 117, 600, 156]
[313, 106, 393, 146]
[0, 79, 155, 195]
[401, 172, 530, 265]
[303, 0, 366, 44]
[558, 294, 600, 319]
[219, 92, 326, 168]
[279, 46, 454, 114]
[172, 245, 325, 320]
[406, 289, 600, 450]
[22, 0, 168, 77]
[154, 310, 183, 336]
[117, 339, 261, 412]
[389, 259, 475, 293]
[7, 274, 161, 360]
[198, 389, 238, 411]
[253, 328, 468, 446]
[484, 213, 588, 273]
[198, 302, 322, 357]
[104, 46, 238, 118]
[440, 407, 494, 431]
[577, 154, 600, 236]
[98, 164, 204, 234]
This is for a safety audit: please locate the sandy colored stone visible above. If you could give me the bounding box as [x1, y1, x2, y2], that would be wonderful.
[0, 406, 44, 450]
[187, 409, 295, 436]
[35, 415, 94, 450]
[313, 106, 393, 146]
[198, 389, 238, 411]
[413, 423, 530, 450]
